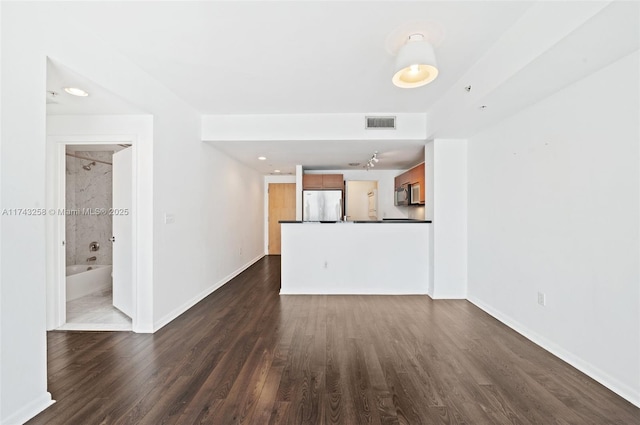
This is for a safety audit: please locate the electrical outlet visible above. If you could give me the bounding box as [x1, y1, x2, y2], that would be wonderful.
[537, 292, 546, 306]
[324, 261, 328, 269]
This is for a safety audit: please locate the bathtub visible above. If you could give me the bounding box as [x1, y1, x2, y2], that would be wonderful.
[66, 265, 113, 301]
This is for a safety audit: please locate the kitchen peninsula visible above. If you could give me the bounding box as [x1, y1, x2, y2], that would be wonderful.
[279, 220, 431, 294]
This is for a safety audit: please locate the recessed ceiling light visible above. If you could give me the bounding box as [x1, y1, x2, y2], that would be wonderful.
[64, 87, 89, 97]
[274, 169, 281, 173]
[258, 156, 267, 161]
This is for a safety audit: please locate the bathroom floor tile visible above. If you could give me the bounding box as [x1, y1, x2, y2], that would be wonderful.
[61, 289, 132, 331]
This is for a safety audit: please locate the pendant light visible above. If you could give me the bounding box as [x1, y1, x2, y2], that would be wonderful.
[392, 33, 439, 88]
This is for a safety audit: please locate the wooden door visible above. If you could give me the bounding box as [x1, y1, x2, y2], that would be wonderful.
[268, 183, 296, 255]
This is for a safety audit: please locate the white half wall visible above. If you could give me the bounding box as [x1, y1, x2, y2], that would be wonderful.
[281, 222, 430, 294]
[467, 51, 640, 406]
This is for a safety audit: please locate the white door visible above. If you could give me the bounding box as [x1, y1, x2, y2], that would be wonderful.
[112, 147, 133, 317]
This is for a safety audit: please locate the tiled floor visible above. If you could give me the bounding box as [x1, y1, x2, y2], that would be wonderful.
[58, 288, 132, 331]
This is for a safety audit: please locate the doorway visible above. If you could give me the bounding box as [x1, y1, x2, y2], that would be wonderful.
[345, 180, 379, 221]
[53, 141, 135, 331]
[268, 183, 296, 255]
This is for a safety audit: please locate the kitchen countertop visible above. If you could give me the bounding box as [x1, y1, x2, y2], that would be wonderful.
[279, 220, 432, 224]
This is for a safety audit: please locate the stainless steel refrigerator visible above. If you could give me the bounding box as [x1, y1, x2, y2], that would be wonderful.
[303, 190, 343, 221]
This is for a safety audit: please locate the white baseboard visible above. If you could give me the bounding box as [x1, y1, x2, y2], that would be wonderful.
[152, 254, 264, 332]
[1, 392, 54, 425]
[430, 293, 467, 299]
[468, 295, 640, 408]
[279, 291, 430, 295]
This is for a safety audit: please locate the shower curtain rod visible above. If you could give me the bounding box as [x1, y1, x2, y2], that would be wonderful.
[65, 152, 113, 166]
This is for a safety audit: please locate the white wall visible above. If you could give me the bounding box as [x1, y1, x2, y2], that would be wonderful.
[0, 0, 4, 419]
[306, 169, 408, 219]
[2, 5, 55, 422]
[202, 113, 427, 141]
[432, 140, 468, 299]
[295, 165, 303, 220]
[425, 142, 435, 295]
[153, 140, 264, 329]
[467, 51, 640, 406]
[1, 4, 265, 423]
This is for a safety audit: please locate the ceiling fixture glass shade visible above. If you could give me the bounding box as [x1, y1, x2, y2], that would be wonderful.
[392, 34, 439, 88]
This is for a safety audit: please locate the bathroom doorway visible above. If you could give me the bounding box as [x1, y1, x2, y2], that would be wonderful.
[57, 142, 134, 331]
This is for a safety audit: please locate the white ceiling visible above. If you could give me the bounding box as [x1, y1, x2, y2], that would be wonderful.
[47, 60, 144, 115]
[45, 1, 639, 174]
[207, 138, 428, 173]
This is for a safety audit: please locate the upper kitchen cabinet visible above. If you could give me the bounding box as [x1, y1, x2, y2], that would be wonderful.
[395, 163, 425, 205]
[322, 174, 344, 190]
[303, 173, 344, 190]
[302, 174, 323, 189]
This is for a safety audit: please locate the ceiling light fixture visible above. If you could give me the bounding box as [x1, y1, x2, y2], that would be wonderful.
[392, 33, 438, 88]
[63, 87, 89, 97]
[365, 152, 379, 170]
[258, 156, 267, 161]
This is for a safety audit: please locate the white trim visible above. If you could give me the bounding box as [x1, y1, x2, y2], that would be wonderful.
[0, 392, 54, 425]
[152, 254, 264, 332]
[468, 295, 640, 408]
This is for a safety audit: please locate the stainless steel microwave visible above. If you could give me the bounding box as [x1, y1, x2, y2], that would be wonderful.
[395, 184, 409, 206]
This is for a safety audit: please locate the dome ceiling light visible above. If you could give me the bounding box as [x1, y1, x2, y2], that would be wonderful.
[392, 33, 439, 89]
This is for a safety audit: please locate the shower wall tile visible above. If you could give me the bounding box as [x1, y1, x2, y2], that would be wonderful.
[67, 151, 113, 266]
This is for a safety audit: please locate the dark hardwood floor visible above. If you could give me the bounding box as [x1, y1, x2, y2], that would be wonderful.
[28, 256, 639, 424]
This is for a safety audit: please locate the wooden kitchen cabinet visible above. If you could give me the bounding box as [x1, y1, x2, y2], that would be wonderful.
[321, 174, 344, 190]
[303, 173, 344, 190]
[394, 163, 425, 205]
[302, 174, 323, 189]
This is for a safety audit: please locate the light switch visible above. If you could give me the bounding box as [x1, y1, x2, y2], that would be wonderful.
[164, 213, 175, 224]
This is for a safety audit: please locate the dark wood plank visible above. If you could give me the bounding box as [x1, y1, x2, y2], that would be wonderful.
[26, 256, 640, 425]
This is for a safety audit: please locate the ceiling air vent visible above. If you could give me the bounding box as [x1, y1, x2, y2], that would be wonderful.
[365, 116, 396, 129]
